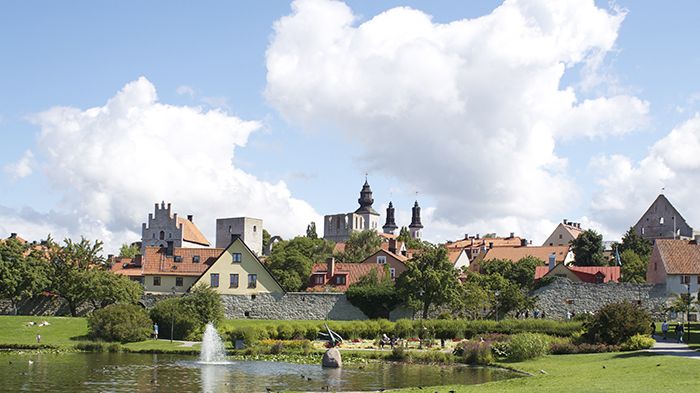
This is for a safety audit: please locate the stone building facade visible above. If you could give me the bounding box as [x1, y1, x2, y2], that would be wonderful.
[141, 202, 210, 254]
[633, 194, 693, 242]
[215, 217, 263, 255]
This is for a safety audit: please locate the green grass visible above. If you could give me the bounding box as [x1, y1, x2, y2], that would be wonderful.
[394, 351, 700, 392]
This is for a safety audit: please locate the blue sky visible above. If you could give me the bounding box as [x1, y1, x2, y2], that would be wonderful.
[3, 0, 700, 252]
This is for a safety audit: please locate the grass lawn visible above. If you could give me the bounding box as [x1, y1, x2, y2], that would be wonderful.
[395, 351, 700, 392]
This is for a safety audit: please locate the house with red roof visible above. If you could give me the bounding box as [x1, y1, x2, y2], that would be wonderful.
[307, 249, 409, 292]
[534, 264, 621, 284]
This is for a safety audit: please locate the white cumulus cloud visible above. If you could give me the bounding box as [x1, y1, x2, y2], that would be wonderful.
[3, 150, 35, 179]
[265, 0, 649, 232]
[591, 114, 700, 235]
[7, 77, 320, 252]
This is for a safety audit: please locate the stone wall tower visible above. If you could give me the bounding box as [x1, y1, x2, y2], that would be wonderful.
[382, 201, 398, 235]
[408, 201, 424, 240]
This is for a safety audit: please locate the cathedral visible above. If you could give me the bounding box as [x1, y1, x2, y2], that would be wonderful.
[322, 179, 423, 243]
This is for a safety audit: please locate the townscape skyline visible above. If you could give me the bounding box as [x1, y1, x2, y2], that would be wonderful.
[3, 0, 700, 253]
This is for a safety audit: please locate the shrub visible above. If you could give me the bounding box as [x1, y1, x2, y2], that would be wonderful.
[389, 346, 410, 361]
[453, 341, 494, 365]
[507, 333, 551, 361]
[149, 298, 200, 340]
[621, 334, 655, 351]
[88, 304, 152, 343]
[490, 341, 510, 358]
[585, 301, 652, 345]
[182, 284, 224, 325]
[394, 319, 414, 338]
[550, 342, 619, 354]
[229, 326, 264, 347]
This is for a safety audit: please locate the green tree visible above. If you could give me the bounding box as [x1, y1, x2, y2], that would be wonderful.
[86, 269, 143, 309]
[346, 267, 400, 319]
[395, 246, 459, 318]
[620, 249, 647, 283]
[183, 284, 224, 325]
[118, 243, 140, 258]
[262, 229, 271, 254]
[570, 229, 605, 266]
[306, 222, 318, 239]
[667, 292, 695, 320]
[48, 237, 106, 316]
[468, 272, 530, 319]
[396, 226, 425, 249]
[336, 229, 382, 262]
[451, 281, 491, 320]
[480, 256, 542, 290]
[0, 238, 49, 314]
[619, 227, 652, 259]
[88, 304, 152, 343]
[268, 236, 334, 291]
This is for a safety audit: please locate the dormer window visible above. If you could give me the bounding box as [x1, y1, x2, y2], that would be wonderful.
[174, 256, 182, 263]
[314, 275, 324, 285]
[193, 255, 200, 263]
[335, 275, 346, 285]
[232, 253, 242, 263]
[377, 256, 387, 264]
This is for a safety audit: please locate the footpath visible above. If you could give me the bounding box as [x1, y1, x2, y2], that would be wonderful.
[647, 337, 700, 359]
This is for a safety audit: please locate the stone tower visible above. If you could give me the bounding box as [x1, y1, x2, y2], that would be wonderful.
[354, 179, 380, 231]
[382, 201, 398, 235]
[408, 201, 424, 240]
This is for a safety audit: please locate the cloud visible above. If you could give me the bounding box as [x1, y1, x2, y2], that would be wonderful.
[3, 150, 34, 179]
[590, 114, 700, 236]
[8, 77, 320, 252]
[176, 85, 195, 97]
[265, 0, 648, 231]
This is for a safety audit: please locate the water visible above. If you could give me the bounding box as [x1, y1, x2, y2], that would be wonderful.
[0, 352, 520, 392]
[200, 323, 227, 364]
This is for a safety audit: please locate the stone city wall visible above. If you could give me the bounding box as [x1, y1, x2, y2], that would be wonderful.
[220, 292, 368, 320]
[0, 296, 94, 316]
[532, 278, 669, 319]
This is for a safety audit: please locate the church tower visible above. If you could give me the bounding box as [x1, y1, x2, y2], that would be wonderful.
[354, 179, 380, 231]
[408, 201, 424, 239]
[382, 201, 398, 235]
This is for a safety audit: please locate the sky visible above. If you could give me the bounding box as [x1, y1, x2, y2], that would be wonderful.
[3, 0, 700, 253]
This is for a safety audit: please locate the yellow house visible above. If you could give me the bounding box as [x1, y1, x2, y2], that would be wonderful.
[192, 235, 284, 295]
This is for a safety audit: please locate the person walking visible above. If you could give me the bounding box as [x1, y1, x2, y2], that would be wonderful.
[650, 321, 656, 338]
[153, 323, 159, 340]
[662, 320, 669, 340]
[675, 322, 684, 343]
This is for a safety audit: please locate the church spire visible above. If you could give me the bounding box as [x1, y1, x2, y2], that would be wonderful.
[355, 178, 379, 216]
[409, 200, 423, 239]
[382, 201, 398, 234]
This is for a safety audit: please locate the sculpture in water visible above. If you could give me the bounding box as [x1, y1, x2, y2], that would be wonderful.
[200, 323, 227, 363]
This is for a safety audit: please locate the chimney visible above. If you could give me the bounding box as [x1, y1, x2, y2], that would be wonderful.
[476, 234, 480, 239]
[520, 238, 528, 247]
[694, 235, 700, 245]
[464, 233, 469, 240]
[548, 253, 556, 271]
[187, 215, 193, 222]
[510, 232, 515, 238]
[10, 233, 17, 238]
[388, 238, 397, 254]
[563, 219, 568, 225]
[489, 242, 494, 249]
[326, 257, 336, 278]
[107, 254, 114, 261]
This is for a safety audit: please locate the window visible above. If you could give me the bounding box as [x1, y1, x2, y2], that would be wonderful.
[168, 233, 172, 239]
[232, 253, 242, 263]
[211, 273, 220, 288]
[153, 277, 161, 286]
[696, 276, 700, 284]
[660, 217, 664, 225]
[390, 268, 396, 280]
[377, 256, 387, 264]
[314, 275, 324, 285]
[174, 255, 182, 263]
[159, 231, 165, 240]
[681, 275, 690, 285]
[230, 273, 239, 288]
[641, 227, 645, 235]
[248, 274, 257, 288]
[152, 233, 155, 239]
[253, 225, 257, 232]
[192, 255, 200, 263]
[335, 275, 346, 285]
[176, 277, 183, 287]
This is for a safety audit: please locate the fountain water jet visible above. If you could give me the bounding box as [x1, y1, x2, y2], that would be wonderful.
[199, 323, 228, 364]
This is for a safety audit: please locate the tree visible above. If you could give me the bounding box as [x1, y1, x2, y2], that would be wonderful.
[262, 229, 271, 253]
[585, 301, 652, 345]
[118, 243, 140, 258]
[306, 222, 318, 239]
[336, 230, 382, 262]
[346, 267, 400, 319]
[619, 227, 652, 259]
[47, 237, 106, 316]
[183, 284, 224, 325]
[468, 272, 530, 319]
[268, 236, 335, 291]
[480, 256, 542, 290]
[88, 304, 152, 343]
[667, 292, 695, 320]
[620, 249, 647, 283]
[570, 229, 605, 266]
[86, 269, 143, 309]
[396, 226, 424, 249]
[395, 246, 459, 318]
[451, 281, 491, 320]
[0, 238, 49, 314]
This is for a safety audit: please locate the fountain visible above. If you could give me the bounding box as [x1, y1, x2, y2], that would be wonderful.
[199, 323, 228, 364]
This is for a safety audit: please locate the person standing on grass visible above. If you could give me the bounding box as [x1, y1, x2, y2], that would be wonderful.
[651, 321, 656, 338]
[662, 320, 669, 340]
[675, 322, 684, 343]
[154, 323, 159, 340]
[36, 334, 41, 343]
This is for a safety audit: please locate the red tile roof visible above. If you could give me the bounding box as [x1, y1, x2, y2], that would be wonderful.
[307, 262, 387, 292]
[177, 217, 210, 246]
[655, 239, 700, 274]
[535, 265, 621, 283]
[484, 246, 569, 264]
[111, 246, 223, 277]
[446, 236, 523, 249]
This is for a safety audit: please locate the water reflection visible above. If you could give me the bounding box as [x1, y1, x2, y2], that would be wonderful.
[201, 363, 230, 393]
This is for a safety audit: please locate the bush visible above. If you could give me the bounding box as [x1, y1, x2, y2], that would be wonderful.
[394, 319, 414, 338]
[507, 333, 550, 361]
[88, 304, 152, 343]
[389, 346, 410, 361]
[585, 301, 652, 345]
[182, 284, 224, 325]
[550, 342, 619, 354]
[229, 326, 264, 347]
[453, 341, 494, 365]
[149, 298, 200, 340]
[621, 334, 655, 351]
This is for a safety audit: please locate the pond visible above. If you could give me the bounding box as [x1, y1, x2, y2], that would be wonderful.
[0, 352, 519, 392]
